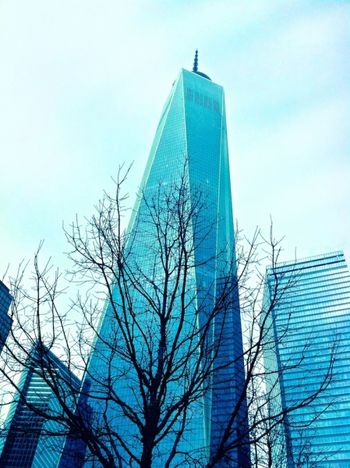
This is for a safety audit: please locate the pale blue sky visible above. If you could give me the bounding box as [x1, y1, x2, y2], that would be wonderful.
[0, 0, 349, 276]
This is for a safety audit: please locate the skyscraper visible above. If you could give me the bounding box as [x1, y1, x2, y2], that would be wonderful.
[0, 280, 13, 353]
[84, 53, 249, 466]
[0, 341, 80, 468]
[263, 251, 350, 466]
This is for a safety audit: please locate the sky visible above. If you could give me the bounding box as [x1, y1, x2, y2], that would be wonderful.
[0, 0, 349, 281]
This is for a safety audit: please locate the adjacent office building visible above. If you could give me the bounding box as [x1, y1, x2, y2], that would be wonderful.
[0, 280, 13, 353]
[263, 251, 350, 466]
[83, 53, 249, 465]
[0, 341, 80, 467]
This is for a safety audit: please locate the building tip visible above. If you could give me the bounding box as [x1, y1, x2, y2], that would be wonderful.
[193, 49, 198, 72]
[191, 50, 211, 81]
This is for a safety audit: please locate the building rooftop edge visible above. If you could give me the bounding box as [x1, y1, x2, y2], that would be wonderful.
[180, 68, 223, 89]
[266, 250, 345, 272]
[0, 280, 10, 292]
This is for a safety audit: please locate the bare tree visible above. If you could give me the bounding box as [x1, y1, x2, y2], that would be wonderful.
[0, 169, 335, 467]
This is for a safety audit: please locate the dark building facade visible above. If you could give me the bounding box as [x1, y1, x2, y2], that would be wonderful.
[0, 280, 13, 353]
[0, 342, 80, 468]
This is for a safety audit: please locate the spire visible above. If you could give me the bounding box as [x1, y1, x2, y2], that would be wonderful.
[191, 50, 211, 80]
[193, 49, 198, 73]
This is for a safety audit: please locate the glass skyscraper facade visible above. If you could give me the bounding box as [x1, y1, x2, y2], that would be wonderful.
[0, 280, 13, 353]
[0, 342, 80, 468]
[263, 251, 350, 466]
[84, 60, 249, 466]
